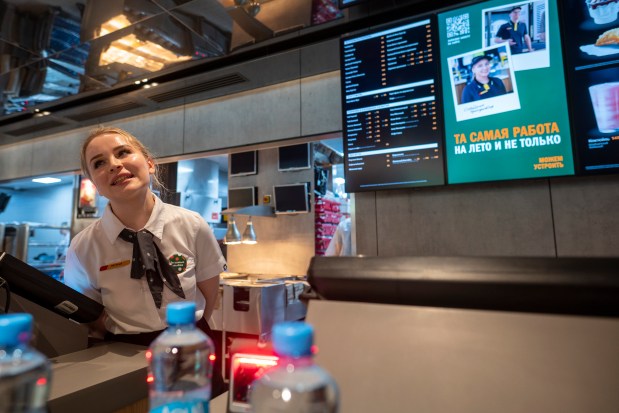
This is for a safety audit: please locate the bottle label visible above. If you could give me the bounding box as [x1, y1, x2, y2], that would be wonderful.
[150, 400, 209, 413]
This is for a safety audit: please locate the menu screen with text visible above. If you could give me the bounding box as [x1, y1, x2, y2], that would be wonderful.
[341, 17, 445, 192]
[561, 0, 619, 175]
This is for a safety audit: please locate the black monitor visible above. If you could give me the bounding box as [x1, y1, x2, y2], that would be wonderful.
[230, 151, 258, 177]
[278, 143, 311, 172]
[0, 252, 103, 323]
[560, 0, 619, 175]
[228, 186, 257, 209]
[307, 255, 619, 317]
[273, 183, 310, 215]
[340, 16, 445, 192]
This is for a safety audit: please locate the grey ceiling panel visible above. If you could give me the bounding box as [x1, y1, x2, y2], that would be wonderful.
[144, 72, 247, 102]
[4, 119, 65, 136]
[64, 101, 144, 122]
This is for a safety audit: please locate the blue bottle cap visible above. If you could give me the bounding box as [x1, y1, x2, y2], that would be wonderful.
[272, 322, 313, 357]
[166, 301, 196, 325]
[0, 313, 33, 346]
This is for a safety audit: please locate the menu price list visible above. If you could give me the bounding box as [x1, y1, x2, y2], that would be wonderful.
[341, 17, 445, 192]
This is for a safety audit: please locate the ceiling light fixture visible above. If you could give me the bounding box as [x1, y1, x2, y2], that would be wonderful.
[241, 216, 257, 244]
[98, 15, 191, 71]
[246, 2, 261, 17]
[224, 215, 242, 245]
[32, 177, 61, 184]
[234, 0, 262, 17]
[177, 166, 194, 173]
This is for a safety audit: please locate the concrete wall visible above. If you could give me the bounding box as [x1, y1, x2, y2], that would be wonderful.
[354, 174, 619, 258]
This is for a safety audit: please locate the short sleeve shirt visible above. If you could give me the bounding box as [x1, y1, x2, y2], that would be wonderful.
[64, 195, 227, 334]
[496, 21, 528, 54]
[325, 217, 352, 256]
[461, 77, 507, 103]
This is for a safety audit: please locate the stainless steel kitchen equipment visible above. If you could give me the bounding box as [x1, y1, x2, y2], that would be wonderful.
[223, 279, 285, 338]
[216, 274, 308, 381]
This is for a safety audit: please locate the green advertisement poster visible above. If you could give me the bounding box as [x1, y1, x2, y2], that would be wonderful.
[438, 0, 574, 184]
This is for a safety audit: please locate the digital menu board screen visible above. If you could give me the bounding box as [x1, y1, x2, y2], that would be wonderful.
[341, 17, 445, 192]
[438, 0, 575, 184]
[561, 0, 619, 174]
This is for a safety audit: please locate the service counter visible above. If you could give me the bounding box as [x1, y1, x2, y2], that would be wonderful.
[38, 253, 619, 413]
[48, 342, 230, 413]
[303, 256, 619, 413]
[48, 342, 148, 413]
[38, 275, 308, 413]
[25, 256, 619, 413]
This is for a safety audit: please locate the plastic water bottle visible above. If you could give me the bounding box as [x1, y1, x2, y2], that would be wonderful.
[249, 321, 339, 413]
[0, 313, 52, 413]
[147, 301, 215, 413]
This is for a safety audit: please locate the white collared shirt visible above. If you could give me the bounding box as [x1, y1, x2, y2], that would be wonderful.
[325, 217, 352, 257]
[64, 195, 226, 334]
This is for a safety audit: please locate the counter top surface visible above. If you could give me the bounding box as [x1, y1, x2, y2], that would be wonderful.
[48, 342, 148, 413]
[210, 392, 229, 413]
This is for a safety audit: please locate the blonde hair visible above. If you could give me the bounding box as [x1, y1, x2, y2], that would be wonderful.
[80, 126, 164, 190]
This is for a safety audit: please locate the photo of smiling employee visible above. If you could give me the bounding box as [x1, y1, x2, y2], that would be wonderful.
[461, 54, 508, 103]
[63, 126, 227, 393]
[494, 5, 534, 54]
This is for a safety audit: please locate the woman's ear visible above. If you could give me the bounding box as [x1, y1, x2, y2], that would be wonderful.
[147, 158, 156, 174]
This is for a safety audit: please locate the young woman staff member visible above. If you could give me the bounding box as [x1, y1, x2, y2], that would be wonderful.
[64, 126, 227, 392]
[461, 54, 507, 104]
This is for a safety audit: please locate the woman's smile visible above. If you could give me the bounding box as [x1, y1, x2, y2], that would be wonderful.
[111, 173, 134, 186]
[85, 132, 155, 202]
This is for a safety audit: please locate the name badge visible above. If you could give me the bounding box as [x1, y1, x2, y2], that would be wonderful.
[100, 260, 131, 272]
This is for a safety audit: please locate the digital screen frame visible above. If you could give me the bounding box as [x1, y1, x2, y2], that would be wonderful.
[273, 183, 311, 215]
[228, 186, 257, 209]
[278, 143, 311, 172]
[230, 151, 258, 177]
[438, 0, 575, 184]
[560, 0, 619, 175]
[340, 15, 446, 192]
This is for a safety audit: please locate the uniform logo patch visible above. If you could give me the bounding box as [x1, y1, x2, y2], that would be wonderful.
[168, 254, 188, 273]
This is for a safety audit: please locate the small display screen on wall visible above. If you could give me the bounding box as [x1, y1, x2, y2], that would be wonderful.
[228, 187, 257, 209]
[340, 16, 446, 192]
[278, 143, 311, 171]
[273, 183, 310, 214]
[560, 0, 619, 175]
[438, 0, 575, 184]
[230, 151, 257, 177]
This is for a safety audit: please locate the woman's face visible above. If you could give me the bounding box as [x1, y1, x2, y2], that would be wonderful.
[472, 59, 491, 80]
[84, 132, 155, 203]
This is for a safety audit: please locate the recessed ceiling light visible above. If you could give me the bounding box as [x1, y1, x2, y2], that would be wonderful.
[32, 177, 61, 184]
